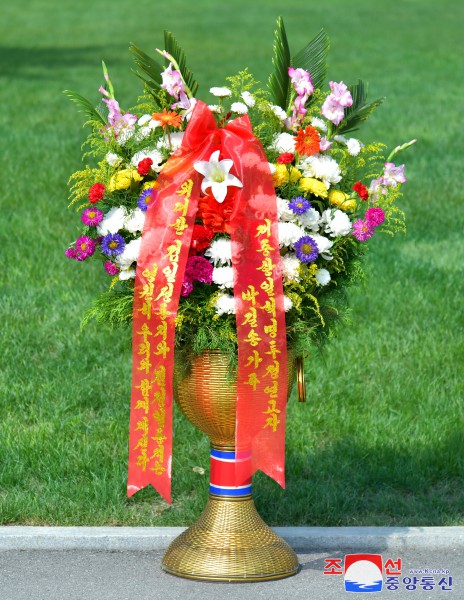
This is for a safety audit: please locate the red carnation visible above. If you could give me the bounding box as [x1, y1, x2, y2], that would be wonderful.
[277, 152, 295, 165]
[189, 224, 215, 255]
[137, 158, 153, 176]
[88, 183, 105, 204]
[353, 181, 369, 201]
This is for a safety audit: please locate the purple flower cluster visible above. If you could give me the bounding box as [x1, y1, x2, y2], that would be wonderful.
[81, 207, 104, 226]
[289, 196, 312, 215]
[294, 236, 319, 263]
[137, 188, 153, 212]
[352, 207, 386, 242]
[65, 236, 97, 261]
[101, 233, 125, 257]
[181, 256, 214, 296]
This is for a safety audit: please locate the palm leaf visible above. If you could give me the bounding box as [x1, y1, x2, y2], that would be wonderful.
[293, 29, 330, 92]
[163, 30, 198, 96]
[129, 43, 163, 90]
[337, 80, 383, 134]
[268, 17, 292, 110]
[63, 90, 107, 125]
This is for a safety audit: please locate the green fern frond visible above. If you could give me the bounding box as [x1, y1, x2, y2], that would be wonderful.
[268, 17, 292, 110]
[129, 43, 163, 91]
[63, 90, 108, 125]
[163, 30, 198, 96]
[81, 290, 133, 330]
[293, 29, 330, 93]
[336, 80, 383, 135]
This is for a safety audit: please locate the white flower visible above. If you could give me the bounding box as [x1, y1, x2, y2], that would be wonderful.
[194, 150, 243, 203]
[97, 206, 127, 235]
[209, 86, 232, 98]
[310, 233, 334, 260]
[315, 268, 331, 286]
[138, 114, 152, 127]
[204, 238, 232, 265]
[283, 296, 293, 312]
[134, 126, 151, 141]
[212, 266, 234, 289]
[333, 134, 347, 144]
[276, 197, 297, 222]
[346, 138, 362, 156]
[321, 209, 352, 237]
[241, 91, 255, 107]
[130, 148, 164, 171]
[278, 222, 306, 247]
[116, 237, 142, 270]
[269, 104, 288, 121]
[268, 163, 277, 174]
[207, 104, 223, 114]
[116, 127, 134, 146]
[296, 207, 321, 232]
[299, 155, 342, 188]
[231, 101, 248, 114]
[105, 152, 122, 167]
[215, 294, 236, 315]
[281, 253, 301, 282]
[119, 267, 136, 280]
[270, 132, 295, 153]
[124, 208, 146, 234]
[156, 131, 184, 153]
[310, 117, 327, 132]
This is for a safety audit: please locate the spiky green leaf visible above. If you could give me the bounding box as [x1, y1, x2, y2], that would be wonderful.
[268, 17, 292, 110]
[63, 90, 107, 125]
[337, 80, 383, 134]
[163, 30, 198, 96]
[129, 43, 163, 91]
[293, 29, 330, 92]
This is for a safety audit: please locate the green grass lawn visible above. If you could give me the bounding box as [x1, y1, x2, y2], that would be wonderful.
[0, 0, 463, 526]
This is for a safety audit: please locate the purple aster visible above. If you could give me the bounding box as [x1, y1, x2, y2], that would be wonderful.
[74, 236, 96, 260]
[365, 207, 385, 228]
[294, 236, 319, 263]
[289, 196, 312, 215]
[81, 207, 104, 227]
[352, 219, 375, 241]
[101, 233, 125, 257]
[65, 247, 77, 260]
[104, 261, 120, 275]
[137, 188, 153, 212]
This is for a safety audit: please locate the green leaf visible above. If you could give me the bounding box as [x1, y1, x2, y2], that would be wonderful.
[336, 80, 383, 135]
[293, 29, 330, 92]
[163, 30, 198, 96]
[129, 43, 163, 91]
[268, 17, 292, 110]
[63, 90, 107, 125]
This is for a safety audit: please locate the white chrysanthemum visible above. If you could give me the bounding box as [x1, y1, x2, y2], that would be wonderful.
[134, 126, 151, 141]
[270, 132, 295, 153]
[119, 267, 136, 280]
[209, 86, 232, 98]
[116, 127, 134, 146]
[124, 208, 146, 234]
[310, 117, 327, 132]
[315, 268, 331, 286]
[116, 237, 142, 270]
[97, 206, 127, 235]
[346, 138, 362, 156]
[138, 114, 152, 127]
[281, 253, 301, 282]
[310, 233, 334, 260]
[204, 238, 232, 265]
[321, 209, 352, 237]
[207, 104, 223, 114]
[105, 152, 122, 167]
[296, 207, 321, 232]
[269, 104, 288, 121]
[241, 91, 255, 107]
[276, 197, 297, 222]
[283, 296, 293, 312]
[212, 266, 234, 289]
[278, 222, 306, 248]
[300, 155, 342, 188]
[215, 294, 236, 315]
[157, 131, 184, 152]
[231, 102, 248, 114]
[130, 148, 164, 170]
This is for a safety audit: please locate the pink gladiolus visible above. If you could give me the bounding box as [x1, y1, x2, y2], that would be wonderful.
[321, 81, 353, 126]
[288, 67, 314, 97]
[382, 162, 407, 187]
[161, 62, 191, 111]
[101, 96, 137, 138]
[319, 136, 332, 151]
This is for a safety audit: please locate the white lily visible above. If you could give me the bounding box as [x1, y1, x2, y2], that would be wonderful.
[194, 150, 243, 203]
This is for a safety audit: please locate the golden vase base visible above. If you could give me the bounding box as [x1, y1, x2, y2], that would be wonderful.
[161, 494, 299, 582]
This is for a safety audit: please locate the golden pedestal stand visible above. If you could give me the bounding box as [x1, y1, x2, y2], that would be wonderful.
[161, 351, 300, 582]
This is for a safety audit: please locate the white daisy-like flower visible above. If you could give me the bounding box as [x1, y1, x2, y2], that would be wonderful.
[130, 148, 164, 170]
[310, 233, 334, 260]
[212, 266, 234, 289]
[194, 150, 243, 204]
[269, 104, 288, 121]
[97, 206, 127, 235]
[321, 209, 352, 237]
[276, 197, 297, 222]
[299, 155, 342, 188]
[119, 267, 136, 280]
[204, 238, 232, 265]
[105, 152, 122, 167]
[115, 237, 142, 270]
[214, 294, 236, 315]
[209, 86, 232, 98]
[241, 91, 255, 107]
[346, 138, 362, 156]
[278, 222, 306, 248]
[207, 104, 223, 114]
[296, 207, 321, 232]
[231, 101, 248, 114]
[310, 117, 327, 132]
[283, 296, 293, 312]
[124, 208, 146, 234]
[270, 132, 296, 154]
[281, 253, 301, 282]
[315, 268, 331, 286]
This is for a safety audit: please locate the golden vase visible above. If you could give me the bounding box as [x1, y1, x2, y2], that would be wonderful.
[161, 350, 299, 581]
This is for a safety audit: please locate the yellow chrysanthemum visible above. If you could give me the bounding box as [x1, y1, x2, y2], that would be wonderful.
[142, 180, 158, 191]
[299, 177, 328, 199]
[329, 189, 356, 211]
[272, 164, 302, 187]
[107, 168, 143, 192]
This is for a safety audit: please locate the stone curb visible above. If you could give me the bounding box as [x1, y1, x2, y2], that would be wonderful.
[1, 526, 463, 552]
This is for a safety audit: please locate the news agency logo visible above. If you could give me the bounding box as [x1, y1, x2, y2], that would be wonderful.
[343, 554, 383, 592]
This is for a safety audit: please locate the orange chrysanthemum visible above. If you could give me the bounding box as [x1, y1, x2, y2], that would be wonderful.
[152, 109, 182, 129]
[294, 125, 321, 156]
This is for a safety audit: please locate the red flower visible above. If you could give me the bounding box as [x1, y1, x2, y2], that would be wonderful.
[353, 181, 369, 201]
[189, 224, 215, 255]
[294, 125, 320, 156]
[198, 194, 235, 234]
[88, 183, 105, 204]
[137, 158, 153, 176]
[277, 152, 295, 165]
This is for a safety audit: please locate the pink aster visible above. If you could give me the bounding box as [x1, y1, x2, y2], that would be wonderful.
[365, 207, 385, 227]
[81, 207, 104, 227]
[75, 236, 96, 260]
[104, 261, 120, 276]
[352, 219, 375, 242]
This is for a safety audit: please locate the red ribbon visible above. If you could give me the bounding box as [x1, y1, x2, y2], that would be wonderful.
[128, 101, 287, 503]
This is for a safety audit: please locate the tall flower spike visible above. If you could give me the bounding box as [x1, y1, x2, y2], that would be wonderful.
[194, 150, 243, 204]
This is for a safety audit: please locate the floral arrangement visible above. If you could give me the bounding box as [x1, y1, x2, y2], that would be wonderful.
[65, 20, 414, 361]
